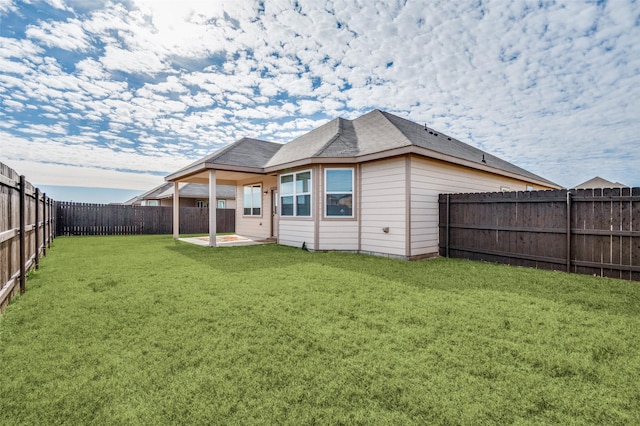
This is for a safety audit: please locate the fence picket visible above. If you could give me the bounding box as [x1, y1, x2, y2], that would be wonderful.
[440, 188, 640, 281]
[55, 202, 234, 236]
[1, 162, 55, 312]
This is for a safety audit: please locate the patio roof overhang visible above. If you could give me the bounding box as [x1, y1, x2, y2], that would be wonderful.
[165, 163, 270, 185]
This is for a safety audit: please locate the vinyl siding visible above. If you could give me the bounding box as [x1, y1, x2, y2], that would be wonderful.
[409, 156, 554, 256]
[235, 176, 276, 239]
[360, 158, 407, 257]
[318, 221, 359, 250]
[278, 220, 315, 248]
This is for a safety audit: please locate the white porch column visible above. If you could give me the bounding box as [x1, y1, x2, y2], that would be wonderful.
[172, 181, 180, 239]
[208, 170, 217, 247]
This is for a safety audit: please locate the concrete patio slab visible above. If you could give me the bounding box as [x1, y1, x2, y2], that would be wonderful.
[179, 235, 274, 247]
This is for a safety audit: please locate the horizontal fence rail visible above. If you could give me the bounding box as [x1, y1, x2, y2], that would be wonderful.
[439, 188, 640, 281]
[1, 162, 55, 312]
[56, 203, 235, 236]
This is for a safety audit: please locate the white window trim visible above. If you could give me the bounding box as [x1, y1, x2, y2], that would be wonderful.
[324, 168, 354, 218]
[280, 170, 312, 217]
[243, 183, 262, 217]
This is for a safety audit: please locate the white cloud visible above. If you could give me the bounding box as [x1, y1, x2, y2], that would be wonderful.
[5, 159, 165, 190]
[26, 19, 90, 51]
[101, 46, 166, 75]
[0, 0, 15, 14]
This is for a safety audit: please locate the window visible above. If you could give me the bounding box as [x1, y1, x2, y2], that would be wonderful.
[146, 200, 159, 207]
[196, 200, 207, 208]
[325, 168, 353, 217]
[243, 184, 261, 216]
[217, 200, 226, 209]
[280, 170, 311, 217]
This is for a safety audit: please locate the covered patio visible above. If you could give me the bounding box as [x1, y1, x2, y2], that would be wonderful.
[165, 138, 283, 247]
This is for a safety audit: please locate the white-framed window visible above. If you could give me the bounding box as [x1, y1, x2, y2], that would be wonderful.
[280, 170, 311, 217]
[196, 200, 207, 208]
[243, 184, 262, 216]
[500, 186, 511, 192]
[146, 200, 159, 207]
[325, 168, 353, 217]
[217, 200, 226, 209]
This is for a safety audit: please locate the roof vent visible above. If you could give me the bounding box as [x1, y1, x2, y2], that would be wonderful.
[424, 123, 428, 131]
[481, 154, 487, 163]
[447, 137, 451, 141]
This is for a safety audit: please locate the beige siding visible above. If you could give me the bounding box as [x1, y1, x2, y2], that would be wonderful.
[278, 219, 315, 248]
[235, 176, 276, 239]
[410, 156, 553, 256]
[317, 221, 359, 250]
[360, 158, 407, 257]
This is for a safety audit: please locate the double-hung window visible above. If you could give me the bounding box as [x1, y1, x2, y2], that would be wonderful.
[280, 171, 311, 217]
[243, 184, 261, 216]
[325, 168, 353, 217]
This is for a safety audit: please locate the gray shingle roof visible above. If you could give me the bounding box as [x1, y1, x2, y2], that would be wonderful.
[265, 118, 360, 166]
[133, 183, 235, 201]
[157, 183, 236, 199]
[172, 138, 283, 177]
[167, 110, 558, 187]
[573, 176, 628, 189]
[378, 111, 556, 185]
[138, 182, 173, 199]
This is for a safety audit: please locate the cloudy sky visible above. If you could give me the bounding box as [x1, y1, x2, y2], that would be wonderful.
[1, 0, 638, 203]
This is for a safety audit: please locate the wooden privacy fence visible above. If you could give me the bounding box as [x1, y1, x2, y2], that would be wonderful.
[439, 188, 640, 281]
[56, 202, 235, 236]
[1, 162, 55, 312]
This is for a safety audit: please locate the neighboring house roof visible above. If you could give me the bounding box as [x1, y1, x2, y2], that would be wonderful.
[167, 110, 560, 188]
[573, 176, 628, 189]
[156, 183, 236, 199]
[128, 183, 236, 204]
[123, 183, 173, 205]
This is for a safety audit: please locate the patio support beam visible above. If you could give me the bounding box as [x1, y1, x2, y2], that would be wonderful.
[209, 170, 217, 247]
[173, 181, 179, 239]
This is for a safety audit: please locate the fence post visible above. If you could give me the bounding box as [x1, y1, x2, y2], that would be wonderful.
[445, 194, 450, 258]
[35, 188, 40, 270]
[566, 191, 571, 273]
[19, 175, 26, 295]
[43, 194, 47, 255]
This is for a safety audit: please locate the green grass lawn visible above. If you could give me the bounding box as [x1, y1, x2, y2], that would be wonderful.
[1, 235, 639, 425]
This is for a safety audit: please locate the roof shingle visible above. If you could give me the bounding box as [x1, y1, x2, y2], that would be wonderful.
[167, 110, 559, 187]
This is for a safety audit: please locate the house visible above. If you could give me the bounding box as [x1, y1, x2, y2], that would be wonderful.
[573, 176, 628, 189]
[166, 109, 561, 258]
[125, 182, 236, 208]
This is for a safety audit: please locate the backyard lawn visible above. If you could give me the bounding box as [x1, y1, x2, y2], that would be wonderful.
[1, 235, 639, 425]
